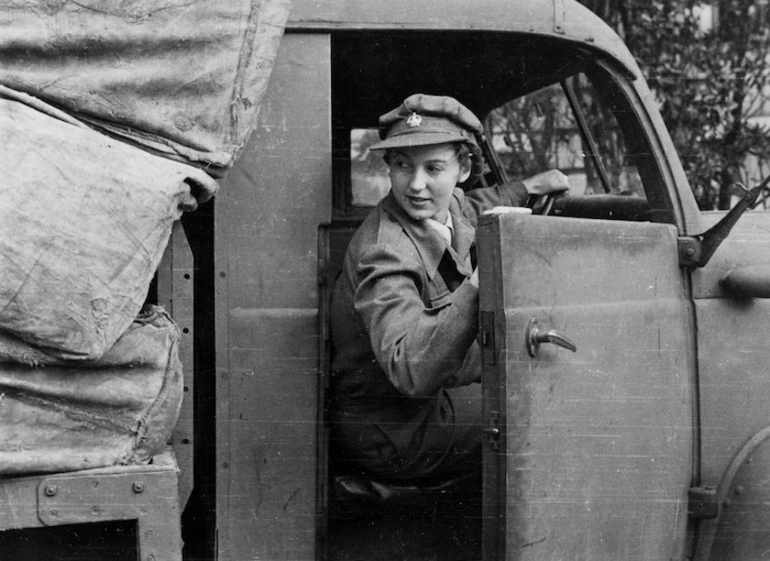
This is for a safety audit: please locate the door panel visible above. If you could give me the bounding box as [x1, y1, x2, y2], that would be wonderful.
[693, 211, 770, 485]
[690, 211, 770, 558]
[478, 213, 695, 561]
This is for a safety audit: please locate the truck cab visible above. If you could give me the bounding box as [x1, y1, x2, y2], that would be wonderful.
[212, 1, 770, 559]
[4, 1, 769, 560]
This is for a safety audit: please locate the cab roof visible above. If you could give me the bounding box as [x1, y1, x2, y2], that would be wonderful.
[288, 0, 640, 80]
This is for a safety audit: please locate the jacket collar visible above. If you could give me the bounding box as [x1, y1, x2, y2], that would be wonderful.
[381, 190, 474, 279]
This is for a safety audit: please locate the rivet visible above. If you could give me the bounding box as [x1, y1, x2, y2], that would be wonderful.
[735, 485, 744, 496]
[44, 484, 58, 497]
[50, 509, 59, 517]
[91, 506, 102, 515]
[133, 481, 145, 493]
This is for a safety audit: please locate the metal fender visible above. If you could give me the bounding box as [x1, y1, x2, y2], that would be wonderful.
[694, 426, 770, 561]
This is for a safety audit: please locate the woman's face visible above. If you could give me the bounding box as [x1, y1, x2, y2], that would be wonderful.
[387, 143, 471, 223]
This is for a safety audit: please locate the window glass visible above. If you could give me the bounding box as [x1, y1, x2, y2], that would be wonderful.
[350, 128, 390, 207]
[486, 72, 645, 199]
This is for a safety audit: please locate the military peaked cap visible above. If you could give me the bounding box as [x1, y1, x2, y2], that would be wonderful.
[369, 94, 484, 150]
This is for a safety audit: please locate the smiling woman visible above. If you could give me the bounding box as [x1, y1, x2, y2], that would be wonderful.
[384, 143, 470, 223]
[328, 94, 532, 481]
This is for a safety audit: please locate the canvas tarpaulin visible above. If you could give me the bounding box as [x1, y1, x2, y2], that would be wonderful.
[0, 89, 217, 360]
[0, 0, 293, 172]
[0, 306, 183, 475]
[0, 1, 291, 474]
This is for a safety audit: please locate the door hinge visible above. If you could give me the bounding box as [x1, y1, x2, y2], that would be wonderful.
[678, 236, 702, 268]
[688, 485, 719, 520]
[480, 310, 496, 365]
[483, 410, 501, 451]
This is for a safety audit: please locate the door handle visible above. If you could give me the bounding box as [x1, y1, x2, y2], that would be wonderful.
[526, 318, 577, 358]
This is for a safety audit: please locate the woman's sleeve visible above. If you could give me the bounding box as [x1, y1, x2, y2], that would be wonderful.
[353, 243, 479, 397]
[460, 180, 528, 225]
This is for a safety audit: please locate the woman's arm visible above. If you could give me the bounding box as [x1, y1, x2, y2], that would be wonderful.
[461, 170, 570, 225]
[353, 243, 479, 397]
[460, 181, 528, 225]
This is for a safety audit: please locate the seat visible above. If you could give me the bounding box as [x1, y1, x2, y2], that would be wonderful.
[330, 468, 482, 514]
[0, 221, 194, 561]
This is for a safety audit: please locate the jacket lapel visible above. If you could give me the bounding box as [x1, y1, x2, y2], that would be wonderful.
[381, 189, 475, 280]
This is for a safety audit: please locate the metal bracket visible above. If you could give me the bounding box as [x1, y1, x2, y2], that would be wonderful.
[552, 0, 565, 34]
[688, 486, 719, 520]
[37, 456, 182, 561]
[678, 236, 702, 268]
[37, 463, 179, 525]
[678, 181, 768, 269]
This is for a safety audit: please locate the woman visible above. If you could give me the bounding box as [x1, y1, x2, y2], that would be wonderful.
[329, 93, 566, 481]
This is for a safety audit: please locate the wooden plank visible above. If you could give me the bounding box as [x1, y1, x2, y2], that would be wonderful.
[157, 221, 195, 508]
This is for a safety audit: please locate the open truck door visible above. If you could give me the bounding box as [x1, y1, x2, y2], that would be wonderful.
[478, 213, 696, 560]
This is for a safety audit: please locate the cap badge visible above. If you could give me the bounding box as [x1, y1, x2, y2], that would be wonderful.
[406, 112, 423, 128]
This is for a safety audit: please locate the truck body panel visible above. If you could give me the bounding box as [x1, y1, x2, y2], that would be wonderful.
[214, 33, 332, 561]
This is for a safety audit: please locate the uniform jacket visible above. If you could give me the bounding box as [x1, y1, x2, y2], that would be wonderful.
[329, 182, 526, 477]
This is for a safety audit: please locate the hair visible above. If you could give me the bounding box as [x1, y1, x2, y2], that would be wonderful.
[383, 141, 485, 188]
[454, 142, 485, 188]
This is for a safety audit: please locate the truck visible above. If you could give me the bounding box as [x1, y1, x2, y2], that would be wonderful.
[3, 0, 770, 560]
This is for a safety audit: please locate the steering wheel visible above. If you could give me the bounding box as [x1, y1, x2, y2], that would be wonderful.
[525, 191, 563, 216]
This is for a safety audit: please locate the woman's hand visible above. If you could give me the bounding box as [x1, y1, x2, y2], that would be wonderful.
[522, 169, 570, 196]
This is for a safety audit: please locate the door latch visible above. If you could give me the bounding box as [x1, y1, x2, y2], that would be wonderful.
[526, 318, 577, 358]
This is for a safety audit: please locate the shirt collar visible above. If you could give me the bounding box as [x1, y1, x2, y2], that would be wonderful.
[425, 214, 453, 246]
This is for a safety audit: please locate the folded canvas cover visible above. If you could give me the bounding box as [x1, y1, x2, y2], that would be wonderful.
[0, 0, 292, 173]
[0, 1, 291, 473]
[0, 91, 216, 360]
[0, 306, 183, 475]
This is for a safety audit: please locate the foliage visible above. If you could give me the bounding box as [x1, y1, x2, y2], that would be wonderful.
[486, 76, 645, 198]
[579, 0, 770, 209]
